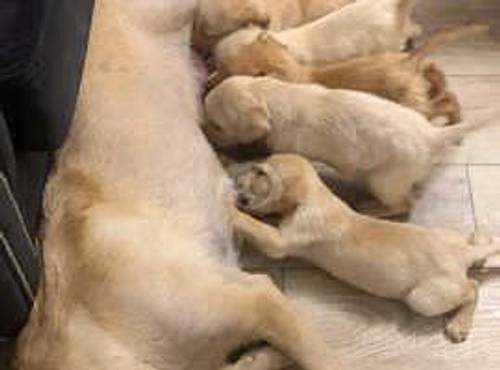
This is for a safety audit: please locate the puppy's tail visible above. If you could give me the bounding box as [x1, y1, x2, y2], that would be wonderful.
[428, 117, 491, 152]
[465, 240, 500, 269]
[407, 24, 489, 66]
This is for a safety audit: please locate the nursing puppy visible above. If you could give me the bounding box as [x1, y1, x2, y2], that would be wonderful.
[215, 0, 420, 67]
[203, 76, 483, 215]
[193, 0, 356, 52]
[210, 24, 488, 125]
[233, 154, 500, 343]
[14, 2, 339, 370]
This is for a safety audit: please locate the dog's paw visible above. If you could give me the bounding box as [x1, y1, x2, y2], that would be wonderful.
[444, 320, 470, 343]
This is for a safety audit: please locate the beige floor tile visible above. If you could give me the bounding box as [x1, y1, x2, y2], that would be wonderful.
[410, 165, 474, 231]
[430, 42, 500, 76]
[468, 166, 500, 268]
[283, 269, 500, 370]
[439, 77, 500, 165]
[469, 166, 500, 237]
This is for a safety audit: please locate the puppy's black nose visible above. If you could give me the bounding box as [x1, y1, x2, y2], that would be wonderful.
[237, 194, 250, 208]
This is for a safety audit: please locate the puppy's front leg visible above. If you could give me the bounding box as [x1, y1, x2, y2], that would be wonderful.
[222, 347, 292, 370]
[234, 209, 289, 259]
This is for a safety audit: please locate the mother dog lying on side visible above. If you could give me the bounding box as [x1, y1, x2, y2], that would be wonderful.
[14, 1, 338, 370]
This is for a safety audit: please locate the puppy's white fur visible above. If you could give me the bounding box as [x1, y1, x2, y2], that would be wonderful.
[215, 0, 419, 65]
[233, 154, 500, 342]
[204, 76, 482, 213]
[14, 2, 339, 370]
[194, 0, 356, 50]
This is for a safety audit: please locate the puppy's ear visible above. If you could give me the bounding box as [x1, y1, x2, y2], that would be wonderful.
[206, 71, 227, 92]
[242, 106, 271, 143]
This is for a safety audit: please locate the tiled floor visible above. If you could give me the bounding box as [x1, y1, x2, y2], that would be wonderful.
[241, 1, 500, 369]
[2, 2, 499, 370]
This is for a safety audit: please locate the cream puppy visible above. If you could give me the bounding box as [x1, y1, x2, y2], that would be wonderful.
[233, 154, 500, 343]
[14, 1, 339, 370]
[215, 0, 419, 66]
[193, 0, 356, 51]
[203, 76, 483, 215]
[209, 25, 489, 125]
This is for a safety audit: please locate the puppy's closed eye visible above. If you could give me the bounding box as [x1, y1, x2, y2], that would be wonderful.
[250, 167, 271, 196]
[252, 167, 267, 177]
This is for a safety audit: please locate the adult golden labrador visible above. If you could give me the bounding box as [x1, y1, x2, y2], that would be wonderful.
[14, 1, 338, 370]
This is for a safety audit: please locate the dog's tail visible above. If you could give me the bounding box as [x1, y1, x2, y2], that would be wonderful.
[407, 24, 489, 66]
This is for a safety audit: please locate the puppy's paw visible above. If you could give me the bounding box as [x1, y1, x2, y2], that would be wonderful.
[444, 320, 470, 343]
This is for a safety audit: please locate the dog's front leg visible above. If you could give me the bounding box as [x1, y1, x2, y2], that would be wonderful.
[234, 209, 290, 259]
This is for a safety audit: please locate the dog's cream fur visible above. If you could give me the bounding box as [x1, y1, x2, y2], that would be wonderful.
[210, 25, 489, 125]
[193, 0, 356, 51]
[215, 0, 420, 66]
[233, 154, 500, 342]
[14, 2, 340, 370]
[203, 76, 483, 214]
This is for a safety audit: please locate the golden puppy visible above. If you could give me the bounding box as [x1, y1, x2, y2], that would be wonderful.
[203, 76, 485, 215]
[193, 0, 356, 52]
[14, 1, 340, 370]
[215, 0, 420, 67]
[210, 24, 488, 125]
[233, 154, 500, 343]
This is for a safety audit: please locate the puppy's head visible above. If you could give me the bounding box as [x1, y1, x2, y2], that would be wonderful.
[203, 77, 270, 147]
[216, 32, 305, 83]
[234, 154, 316, 216]
[194, 0, 271, 51]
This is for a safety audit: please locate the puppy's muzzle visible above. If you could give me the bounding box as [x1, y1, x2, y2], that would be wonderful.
[237, 193, 250, 209]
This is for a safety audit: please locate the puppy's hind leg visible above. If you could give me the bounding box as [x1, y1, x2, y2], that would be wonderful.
[404, 278, 479, 343]
[366, 166, 417, 218]
[444, 279, 479, 343]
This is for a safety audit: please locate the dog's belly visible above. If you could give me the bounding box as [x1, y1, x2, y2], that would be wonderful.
[17, 3, 242, 370]
[59, 16, 236, 262]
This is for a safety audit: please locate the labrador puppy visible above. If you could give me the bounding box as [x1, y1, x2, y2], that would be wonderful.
[193, 0, 356, 52]
[203, 76, 484, 215]
[209, 24, 488, 125]
[214, 0, 420, 67]
[14, 2, 340, 370]
[233, 154, 500, 342]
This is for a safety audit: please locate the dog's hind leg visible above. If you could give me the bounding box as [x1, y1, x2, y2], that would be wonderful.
[217, 274, 338, 370]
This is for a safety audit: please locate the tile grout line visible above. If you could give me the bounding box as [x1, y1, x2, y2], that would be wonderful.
[465, 164, 480, 232]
